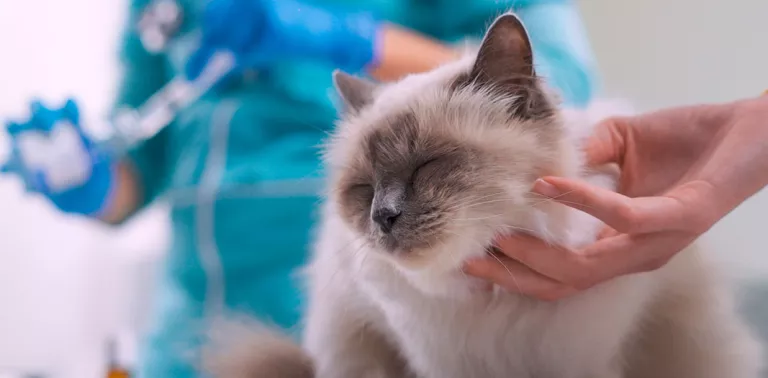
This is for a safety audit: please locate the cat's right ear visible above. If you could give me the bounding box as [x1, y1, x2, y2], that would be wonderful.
[472, 13, 535, 83]
[333, 70, 378, 114]
[466, 13, 554, 120]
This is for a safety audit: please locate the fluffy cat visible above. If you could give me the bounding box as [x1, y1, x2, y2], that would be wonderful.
[205, 13, 763, 378]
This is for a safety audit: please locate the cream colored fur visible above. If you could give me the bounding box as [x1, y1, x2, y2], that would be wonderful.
[205, 14, 763, 378]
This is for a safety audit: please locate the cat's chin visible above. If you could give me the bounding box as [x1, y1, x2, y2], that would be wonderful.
[393, 248, 492, 299]
[400, 267, 492, 299]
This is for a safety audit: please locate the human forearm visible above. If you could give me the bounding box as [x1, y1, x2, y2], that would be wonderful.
[98, 160, 142, 225]
[95, 2, 170, 225]
[189, 0, 461, 83]
[366, 24, 460, 82]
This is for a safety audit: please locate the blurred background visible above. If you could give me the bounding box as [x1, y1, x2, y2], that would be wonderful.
[0, 0, 766, 376]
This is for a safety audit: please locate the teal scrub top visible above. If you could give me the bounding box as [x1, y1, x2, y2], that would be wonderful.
[115, 0, 598, 376]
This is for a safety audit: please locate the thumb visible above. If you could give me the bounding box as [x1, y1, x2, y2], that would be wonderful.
[583, 117, 629, 167]
[185, 44, 217, 81]
[24, 170, 49, 194]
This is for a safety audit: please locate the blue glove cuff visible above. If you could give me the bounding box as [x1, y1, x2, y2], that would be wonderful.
[189, 0, 386, 79]
[330, 11, 383, 73]
[87, 162, 120, 218]
[270, 0, 383, 73]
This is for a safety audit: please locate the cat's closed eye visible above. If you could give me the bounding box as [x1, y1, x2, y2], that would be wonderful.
[346, 183, 375, 207]
[411, 154, 467, 189]
[410, 158, 440, 185]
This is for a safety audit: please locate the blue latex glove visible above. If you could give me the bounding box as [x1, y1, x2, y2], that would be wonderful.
[1, 99, 118, 217]
[186, 0, 383, 80]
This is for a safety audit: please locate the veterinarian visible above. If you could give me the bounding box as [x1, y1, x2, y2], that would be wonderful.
[466, 94, 768, 301]
[2, 0, 599, 376]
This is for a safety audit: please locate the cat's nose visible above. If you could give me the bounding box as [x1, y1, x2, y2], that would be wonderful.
[372, 182, 405, 234]
[372, 206, 401, 234]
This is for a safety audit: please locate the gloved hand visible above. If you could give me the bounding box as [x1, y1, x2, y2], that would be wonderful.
[1, 99, 118, 217]
[186, 0, 383, 80]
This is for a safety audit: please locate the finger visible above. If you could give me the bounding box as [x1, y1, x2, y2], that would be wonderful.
[29, 99, 45, 114]
[494, 232, 677, 290]
[464, 255, 578, 301]
[577, 231, 695, 279]
[185, 44, 217, 80]
[29, 170, 50, 194]
[201, 0, 236, 40]
[1, 147, 21, 174]
[61, 98, 80, 124]
[597, 226, 618, 240]
[532, 176, 690, 234]
[494, 235, 596, 290]
[28, 99, 55, 132]
[583, 117, 629, 166]
[531, 176, 634, 231]
[660, 181, 721, 234]
[6, 121, 25, 136]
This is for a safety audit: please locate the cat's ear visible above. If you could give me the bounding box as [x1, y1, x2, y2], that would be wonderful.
[473, 13, 535, 81]
[469, 13, 553, 119]
[333, 70, 378, 114]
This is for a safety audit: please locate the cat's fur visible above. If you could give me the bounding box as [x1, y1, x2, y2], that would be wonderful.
[204, 13, 763, 378]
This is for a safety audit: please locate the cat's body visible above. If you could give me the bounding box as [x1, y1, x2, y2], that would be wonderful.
[205, 13, 763, 378]
[306, 210, 759, 378]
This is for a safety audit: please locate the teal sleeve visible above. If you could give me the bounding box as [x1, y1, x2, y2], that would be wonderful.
[113, 0, 173, 211]
[515, 1, 599, 107]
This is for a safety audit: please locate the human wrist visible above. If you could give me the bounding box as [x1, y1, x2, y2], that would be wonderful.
[96, 161, 139, 224]
[367, 25, 460, 82]
[89, 162, 121, 219]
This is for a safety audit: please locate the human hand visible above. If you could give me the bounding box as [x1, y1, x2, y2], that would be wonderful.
[464, 96, 768, 300]
[186, 0, 382, 80]
[1, 99, 117, 217]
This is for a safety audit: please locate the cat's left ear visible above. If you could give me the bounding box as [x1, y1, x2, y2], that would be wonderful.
[333, 70, 378, 114]
[469, 13, 553, 119]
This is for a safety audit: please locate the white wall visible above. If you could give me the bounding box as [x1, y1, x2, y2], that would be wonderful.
[579, 0, 768, 277]
[0, 0, 168, 376]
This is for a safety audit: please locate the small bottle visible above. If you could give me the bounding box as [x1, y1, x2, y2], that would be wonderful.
[105, 337, 131, 378]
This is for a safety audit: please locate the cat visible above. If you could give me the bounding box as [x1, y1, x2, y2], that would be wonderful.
[203, 12, 763, 378]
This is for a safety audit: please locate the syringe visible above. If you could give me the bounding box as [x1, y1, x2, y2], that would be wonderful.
[1, 50, 236, 187]
[107, 50, 236, 154]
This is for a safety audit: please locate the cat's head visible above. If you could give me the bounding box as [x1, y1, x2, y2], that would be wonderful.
[326, 13, 575, 277]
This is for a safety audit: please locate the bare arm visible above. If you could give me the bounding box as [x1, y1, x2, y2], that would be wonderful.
[98, 161, 142, 224]
[368, 25, 460, 82]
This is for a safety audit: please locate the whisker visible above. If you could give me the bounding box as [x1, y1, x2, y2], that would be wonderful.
[497, 223, 539, 236]
[442, 191, 516, 210]
[441, 230, 493, 282]
[452, 214, 504, 222]
[527, 190, 601, 212]
[461, 198, 524, 210]
[488, 251, 521, 293]
[316, 236, 369, 296]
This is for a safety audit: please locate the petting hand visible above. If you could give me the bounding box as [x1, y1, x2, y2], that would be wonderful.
[464, 96, 768, 301]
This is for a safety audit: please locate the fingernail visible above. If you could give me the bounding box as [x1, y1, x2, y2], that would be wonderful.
[461, 258, 483, 274]
[532, 178, 560, 198]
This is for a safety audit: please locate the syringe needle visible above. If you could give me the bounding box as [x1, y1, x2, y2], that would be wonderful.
[109, 50, 235, 153]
